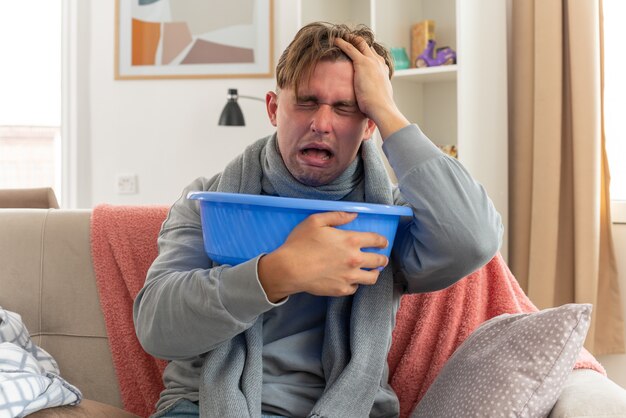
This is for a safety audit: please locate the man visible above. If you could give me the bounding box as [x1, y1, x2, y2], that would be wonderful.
[133, 22, 502, 418]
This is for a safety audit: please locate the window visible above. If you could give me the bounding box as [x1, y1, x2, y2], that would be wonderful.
[0, 1, 62, 200]
[603, 0, 626, 222]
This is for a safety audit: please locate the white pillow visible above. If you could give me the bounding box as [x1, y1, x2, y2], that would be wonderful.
[411, 304, 592, 418]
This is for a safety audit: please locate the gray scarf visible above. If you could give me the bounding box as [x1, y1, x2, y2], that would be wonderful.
[199, 134, 396, 418]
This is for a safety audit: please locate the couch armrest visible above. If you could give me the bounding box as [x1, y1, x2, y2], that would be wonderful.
[0, 187, 59, 208]
[550, 369, 626, 417]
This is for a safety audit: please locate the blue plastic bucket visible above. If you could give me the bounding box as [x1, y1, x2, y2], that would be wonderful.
[187, 191, 412, 266]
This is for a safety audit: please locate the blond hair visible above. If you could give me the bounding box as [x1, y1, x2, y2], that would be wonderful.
[275, 22, 393, 96]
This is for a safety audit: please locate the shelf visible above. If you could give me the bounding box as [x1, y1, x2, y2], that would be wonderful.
[393, 65, 457, 83]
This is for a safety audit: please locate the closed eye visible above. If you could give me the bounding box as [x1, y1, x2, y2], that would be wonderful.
[296, 101, 318, 110]
[334, 104, 360, 115]
[295, 96, 361, 115]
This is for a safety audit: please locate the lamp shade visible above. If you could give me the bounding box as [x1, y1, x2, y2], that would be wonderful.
[218, 89, 245, 126]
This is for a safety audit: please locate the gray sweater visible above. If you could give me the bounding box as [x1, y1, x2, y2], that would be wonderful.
[133, 125, 503, 417]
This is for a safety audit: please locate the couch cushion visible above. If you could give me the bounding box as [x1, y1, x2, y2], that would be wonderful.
[0, 209, 123, 408]
[549, 369, 626, 417]
[410, 303, 591, 418]
[27, 399, 140, 417]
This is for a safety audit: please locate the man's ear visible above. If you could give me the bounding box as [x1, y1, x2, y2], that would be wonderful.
[363, 118, 377, 141]
[266, 91, 278, 127]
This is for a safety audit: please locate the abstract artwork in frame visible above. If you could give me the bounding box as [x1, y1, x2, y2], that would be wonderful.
[115, 0, 273, 79]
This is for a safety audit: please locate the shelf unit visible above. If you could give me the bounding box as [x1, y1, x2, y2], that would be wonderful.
[296, 0, 509, 258]
[299, 0, 459, 147]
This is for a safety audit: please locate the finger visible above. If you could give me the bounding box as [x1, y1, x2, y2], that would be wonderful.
[334, 36, 374, 59]
[351, 268, 381, 286]
[370, 46, 386, 63]
[348, 231, 388, 249]
[334, 37, 359, 59]
[359, 252, 389, 271]
[345, 283, 359, 295]
[307, 211, 358, 227]
[369, 45, 381, 57]
[349, 36, 373, 55]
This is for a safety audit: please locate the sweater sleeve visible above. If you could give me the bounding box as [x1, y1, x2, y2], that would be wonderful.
[133, 177, 285, 360]
[382, 124, 503, 294]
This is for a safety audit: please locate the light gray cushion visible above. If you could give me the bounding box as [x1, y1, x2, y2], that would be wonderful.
[411, 304, 592, 418]
[549, 369, 626, 417]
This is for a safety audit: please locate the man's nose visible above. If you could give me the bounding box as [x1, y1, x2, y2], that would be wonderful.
[311, 104, 333, 134]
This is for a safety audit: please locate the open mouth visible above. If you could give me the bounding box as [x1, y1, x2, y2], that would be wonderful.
[300, 147, 333, 165]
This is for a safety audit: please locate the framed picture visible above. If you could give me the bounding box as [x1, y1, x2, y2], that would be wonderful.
[115, 0, 273, 80]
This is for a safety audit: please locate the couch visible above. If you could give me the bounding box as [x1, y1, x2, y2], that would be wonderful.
[0, 187, 59, 209]
[1, 207, 626, 417]
[0, 208, 137, 417]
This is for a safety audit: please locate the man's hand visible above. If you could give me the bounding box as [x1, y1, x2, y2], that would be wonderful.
[334, 36, 410, 140]
[258, 211, 389, 302]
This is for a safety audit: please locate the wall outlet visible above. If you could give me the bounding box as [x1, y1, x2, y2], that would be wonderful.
[117, 173, 138, 194]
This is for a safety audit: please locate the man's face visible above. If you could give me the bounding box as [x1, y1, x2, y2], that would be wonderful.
[266, 59, 376, 187]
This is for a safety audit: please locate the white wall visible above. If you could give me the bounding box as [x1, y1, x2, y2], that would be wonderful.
[598, 222, 626, 388]
[77, 0, 298, 207]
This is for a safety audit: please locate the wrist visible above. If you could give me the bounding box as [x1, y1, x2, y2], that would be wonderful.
[257, 251, 295, 303]
[372, 106, 410, 140]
